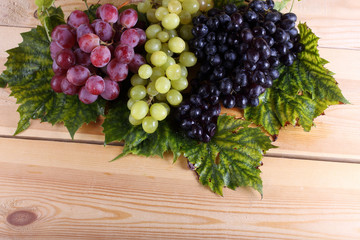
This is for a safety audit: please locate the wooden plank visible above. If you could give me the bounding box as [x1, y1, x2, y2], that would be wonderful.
[0, 138, 360, 239]
[0, 0, 359, 49]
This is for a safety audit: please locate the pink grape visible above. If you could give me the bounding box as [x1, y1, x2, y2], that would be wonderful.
[52, 61, 67, 76]
[79, 86, 98, 104]
[67, 65, 90, 86]
[93, 20, 114, 42]
[107, 59, 128, 82]
[78, 33, 100, 53]
[98, 4, 119, 23]
[118, 9, 138, 28]
[85, 75, 105, 95]
[51, 75, 66, 93]
[128, 53, 146, 73]
[67, 10, 89, 29]
[55, 49, 76, 69]
[74, 48, 91, 66]
[101, 78, 120, 100]
[51, 24, 75, 49]
[115, 44, 134, 64]
[76, 23, 94, 41]
[120, 29, 140, 48]
[61, 77, 78, 95]
[50, 41, 63, 60]
[135, 28, 146, 46]
[90, 46, 111, 68]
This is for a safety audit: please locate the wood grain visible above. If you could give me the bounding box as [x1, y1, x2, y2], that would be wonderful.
[0, 138, 360, 239]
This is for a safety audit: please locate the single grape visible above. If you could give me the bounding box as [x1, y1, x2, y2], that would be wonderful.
[50, 75, 65, 93]
[162, 13, 180, 30]
[120, 28, 140, 48]
[142, 116, 158, 133]
[78, 33, 100, 53]
[179, 64, 188, 77]
[160, 102, 171, 114]
[157, 31, 170, 42]
[128, 54, 146, 73]
[145, 39, 162, 53]
[166, 89, 183, 106]
[155, 7, 169, 21]
[182, 0, 200, 14]
[101, 78, 120, 100]
[118, 8, 138, 28]
[150, 103, 167, 121]
[51, 25, 75, 49]
[85, 75, 105, 95]
[90, 45, 111, 68]
[131, 100, 149, 120]
[74, 48, 91, 66]
[61, 77, 78, 95]
[131, 74, 148, 86]
[150, 67, 165, 81]
[168, 37, 186, 53]
[166, 64, 181, 80]
[98, 4, 119, 23]
[79, 86, 98, 104]
[55, 49, 76, 70]
[137, 0, 152, 13]
[150, 51, 168, 67]
[76, 23, 94, 41]
[179, 24, 194, 41]
[107, 59, 129, 82]
[129, 114, 142, 126]
[146, 9, 159, 23]
[165, 29, 178, 38]
[146, 24, 162, 39]
[179, 10, 192, 24]
[130, 85, 147, 100]
[155, 76, 171, 94]
[67, 10, 89, 29]
[146, 81, 159, 96]
[161, 56, 176, 70]
[162, 0, 171, 7]
[66, 65, 90, 86]
[115, 44, 135, 64]
[161, 43, 173, 57]
[179, 51, 197, 67]
[155, 93, 167, 101]
[93, 20, 114, 42]
[168, 0, 182, 14]
[52, 61, 67, 76]
[171, 77, 188, 91]
[135, 28, 147, 45]
[138, 64, 153, 79]
[50, 41, 63, 60]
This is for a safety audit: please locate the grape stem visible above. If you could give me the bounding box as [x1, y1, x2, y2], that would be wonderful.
[83, 0, 89, 10]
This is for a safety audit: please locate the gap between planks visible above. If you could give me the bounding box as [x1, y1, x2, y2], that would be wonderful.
[1, 135, 359, 165]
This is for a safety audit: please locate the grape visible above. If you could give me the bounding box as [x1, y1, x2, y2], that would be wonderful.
[78, 33, 100, 53]
[166, 64, 181, 80]
[155, 7, 169, 21]
[161, 43, 173, 57]
[146, 24, 162, 39]
[50, 41, 63, 60]
[101, 78, 120, 100]
[131, 74, 148, 86]
[157, 31, 170, 42]
[118, 8, 138, 28]
[56, 49, 76, 69]
[115, 44, 135, 64]
[50, 75, 65, 93]
[168, 37, 186, 53]
[52, 61, 67, 76]
[85, 75, 105, 95]
[79, 86, 98, 104]
[107, 59, 129, 82]
[161, 56, 176, 70]
[51, 25, 76, 49]
[131, 100, 149, 120]
[127, 98, 137, 110]
[120, 29, 140, 48]
[150, 67, 165, 81]
[160, 102, 171, 114]
[179, 10, 192, 24]
[142, 116, 158, 133]
[130, 85, 147, 100]
[138, 64, 153, 79]
[179, 51, 197, 67]
[137, 0, 152, 13]
[155, 76, 171, 94]
[150, 51, 168, 67]
[146, 9, 159, 23]
[93, 20, 114, 42]
[129, 115, 142, 126]
[162, 0, 171, 7]
[179, 64, 188, 77]
[162, 13, 180, 30]
[165, 29, 178, 38]
[156, 93, 167, 101]
[150, 103, 167, 121]
[67, 10, 89, 29]
[168, 0, 182, 14]
[98, 4, 119, 23]
[146, 81, 159, 96]
[135, 28, 147, 45]
[61, 77, 78, 95]
[90, 45, 111, 68]
[166, 89, 183, 106]
[74, 48, 91, 66]
[171, 77, 188, 91]
[128, 54, 146, 73]
[76, 23, 94, 41]
[67, 65, 90, 86]
[179, 25, 194, 40]
[145, 39, 162, 53]
[182, 0, 200, 14]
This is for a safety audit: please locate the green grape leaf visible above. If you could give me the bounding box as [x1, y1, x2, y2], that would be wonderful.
[214, 0, 246, 9]
[274, 0, 302, 12]
[244, 23, 349, 136]
[84, 4, 101, 22]
[103, 102, 274, 196]
[35, 0, 55, 10]
[0, 26, 105, 138]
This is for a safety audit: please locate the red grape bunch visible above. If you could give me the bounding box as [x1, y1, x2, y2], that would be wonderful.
[50, 4, 147, 104]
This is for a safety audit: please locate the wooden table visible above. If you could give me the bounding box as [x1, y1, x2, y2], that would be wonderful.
[1, 0, 360, 239]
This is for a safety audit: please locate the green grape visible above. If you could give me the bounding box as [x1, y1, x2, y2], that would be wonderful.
[168, 0, 182, 14]
[147, 81, 159, 96]
[179, 64, 188, 77]
[184, 42, 190, 52]
[138, 64, 153, 79]
[166, 89, 183, 106]
[150, 51, 168, 67]
[131, 101, 149, 120]
[129, 114, 142, 126]
[160, 102, 170, 114]
[146, 53, 152, 64]
[165, 29, 178, 38]
[150, 103, 167, 121]
[161, 43, 173, 57]
[179, 51, 197, 67]
[179, 10, 192, 24]
[127, 98, 137, 110]
[146, 24, 162, 39]
[156, 93, 167, 101]
[171, 76, 188, 91]
[162, 0, 171, 7]
[166, 64, 182, 80]
[155, 7, 169, 21]
[161, 57, 176, 71]
[162, 13, 180, 30]
[157, 31, 170, 42]
[145, 39, 162, 53]
[179, 24, 194, 40]
[182, 0, 200, 14]
[168, 37, 186, 53]
[142, 116, 158, 134]
[131, 74, 148, 86]
[146, 9, 159, 23]
[155, 76, 171, 94]
[150, 67, 165, 81]
[130, 85, 147, 100]
[137, 0, 152, 13]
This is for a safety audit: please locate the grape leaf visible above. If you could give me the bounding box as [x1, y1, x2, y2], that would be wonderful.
[244, 23, 349, 136]
[214, 0, 246, 9]
[274, 0, 302, 12]
[35, 0, 55, 10]
[103, 102, 274, 196]
[38, 7, 66, 41]
[0, 26, 105, 138]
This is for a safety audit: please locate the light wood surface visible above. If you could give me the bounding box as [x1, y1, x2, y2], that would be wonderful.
[0, 0, 360, 239]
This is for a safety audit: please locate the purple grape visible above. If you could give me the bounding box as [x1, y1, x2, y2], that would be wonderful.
[52, 61, 67, 76]
[93, 20, 114, 42]
[66, 65, 90, 86]
[50, 41, 63, 60]
[61, 77, 78, 95]
[74, 48, 91, 66]
[51, 24, 76, 49]
[55, 49, 76, 70]
[78, 86, 98, 104]
[98, 4, 119, 23]
[85, 75, 105, 95]
[120, 29, 140, 48]
[101, 78, 120, 100]
[78, 33, 100, 53]
[67, 10, 89, 29]
[107, 59, 128, 82]
[90, 46, 111, 68]
[76, 23, 94, 41]
[128, 53, 146, 73]
[115, 44, 134, 64]
[51, 75, 65, 93]
[118, 9, 138, 28]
